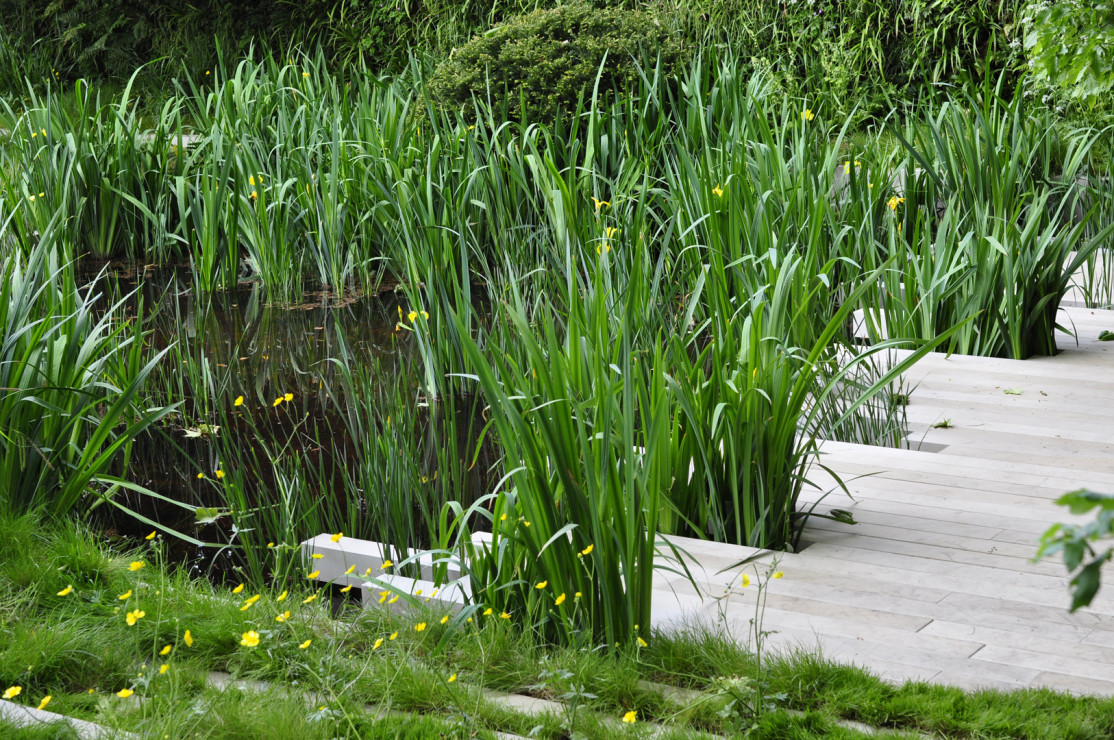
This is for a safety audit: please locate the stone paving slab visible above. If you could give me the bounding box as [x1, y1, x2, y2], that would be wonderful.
[0, 699, 136, 739]
[652, 308, 1114, 696]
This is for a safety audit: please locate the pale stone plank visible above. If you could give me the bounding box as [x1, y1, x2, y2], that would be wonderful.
[970, 645, 1114, 684]
[0, 699, 136, 739]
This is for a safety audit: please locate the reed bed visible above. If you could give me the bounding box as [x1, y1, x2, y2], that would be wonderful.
[2, 49, 1112, 648]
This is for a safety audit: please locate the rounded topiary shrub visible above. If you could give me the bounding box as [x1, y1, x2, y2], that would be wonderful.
[428, 2, 685, 123]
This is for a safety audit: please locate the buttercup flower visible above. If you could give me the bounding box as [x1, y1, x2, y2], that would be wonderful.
[160, 645, 172, 656]
[448, 673, 457, 683]
[276, 611, 291, 623]
[184, 630, 193, 647]
[330, 532, 343, 543]
[57, 585, 73, 596]
[414, 622, 427, 632]
[299, 639, 312, 649]
[37, 695, 51, 710]
[555, 593, 566, 606]
[535, 581, 547, 590]
[116, 688, 134, 699]
[240, 630, 260, 648]
[307, 570, 320, 579]
[234, 396, 244, 407]
[712, 184, 724, 198]
[145, 531, 156, 540]
[801, 109, 815, 121]
[126, 610, 146, 626]
[579, 544, 593, 556]
[373, 638, 384, 650]
[159, 664, 169, 675]
[772, 571, 784, 579]
[3, 686, 20, 699]
[232, 583, 244, 594]
[129, 561, 146, 571]
[622, 710, 637, 723]
[740, 574, 751, 588]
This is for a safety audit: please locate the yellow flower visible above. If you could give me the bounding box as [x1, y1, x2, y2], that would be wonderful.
[3, 686, 21, 699]
[273, 397, 283, 407]
[240, 630, 260, 648]
[801, 109, 815, 121]
[772, 571, 784, 579]
[340, 585, 353, 593]
[388, 595, 399, 605]
[145, 531, 156, 540]
[555, 593, 566, 605]
[740, 574, 751, 588]
[373, 638, 384, 650]
[249, 176, 255, 187]
[575, 592, 582, 599]
[116, 688, 134, 699]
[215, 470, 225, 480]
[267, 542, 274, 548]
[160, 645, 172, 656]
[330, 532, 343, 543]
[712, 184, 724, 198]
[415, 622, 427, 632]
[364, 567, 373, 576]
[302, 71, 310, 78]
[159, 664, 169, 675]
[380, 560, 393, 570]
[37, 695, 51, 710]
[408, 311, 418, 322]
[440, 615, 449, 625]
[234, 396, 244, 407]
[311, 553, 323, 559]
[126, 610, 146, 626]
[637, 636, 648, 647]
[308, 570, 320, 579]
[579, 544, 593, 556]
[57, 585, 73, 596]
[605, 226, 619, 239]
[591, 197, 610, 212]
[389, 632, 398, 640]
[378, 591, 388, 604]
[232, 583, 245, 594]
[240, 594, 261, 611]
[299, 639, 312, 649]
[303, 593, 318, 604]
[184, 630, 193, 647]
[500, 612, 511, 620]
[345, 564, 356, 575]
[887, 196, 906, 211]
[448, 673, 457, 683]
[535, 581, 547, 590]
[284, 392, 293, 402]
[197, 472, 204, 479]
[622, 710, 637, 723]
[276, 590, 288, 602]
[129, 561, 146, 571]
[276, 611, 291, 622]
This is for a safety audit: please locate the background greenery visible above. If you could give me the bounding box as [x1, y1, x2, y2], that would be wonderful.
[0, 0, 1039, 120]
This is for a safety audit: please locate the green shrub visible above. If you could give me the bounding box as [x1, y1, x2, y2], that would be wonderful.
[428, 2, 685, 123]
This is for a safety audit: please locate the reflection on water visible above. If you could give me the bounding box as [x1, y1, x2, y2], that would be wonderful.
[81, 261, 495, 579]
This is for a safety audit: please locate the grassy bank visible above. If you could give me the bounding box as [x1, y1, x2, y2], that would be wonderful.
[3, 516, 1114, 739]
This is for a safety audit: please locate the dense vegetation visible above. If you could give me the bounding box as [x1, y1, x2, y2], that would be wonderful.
[1, 1, 1113, 734]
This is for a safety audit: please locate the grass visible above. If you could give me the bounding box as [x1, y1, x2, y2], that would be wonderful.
[2, 515, 1113, 739]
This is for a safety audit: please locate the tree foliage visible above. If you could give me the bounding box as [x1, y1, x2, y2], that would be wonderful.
[1024, 0, 1114, 102]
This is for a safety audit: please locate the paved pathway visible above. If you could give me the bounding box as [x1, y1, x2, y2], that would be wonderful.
[653, 305, 1114, 696]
